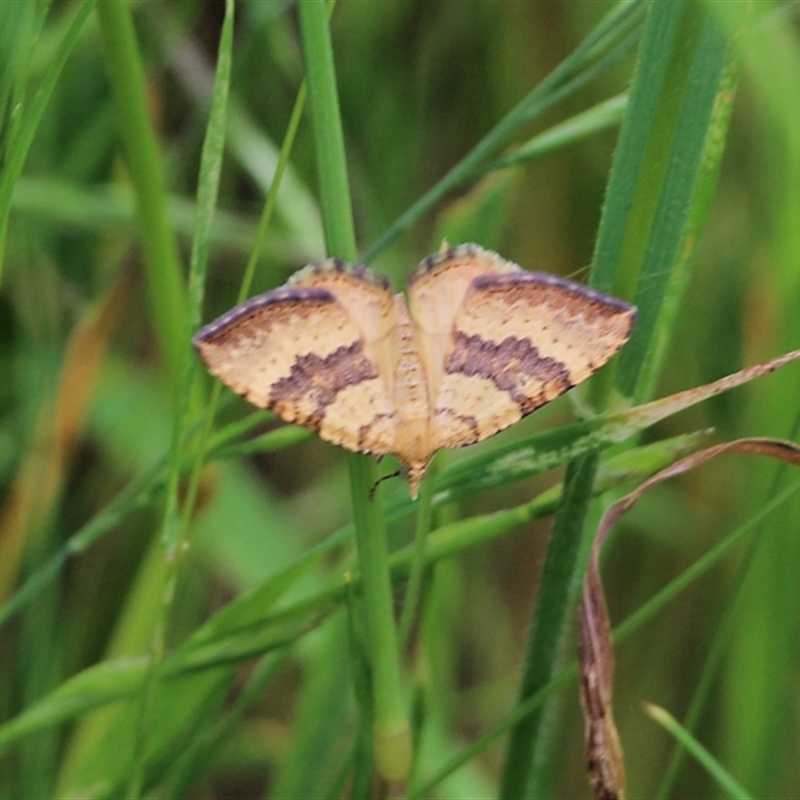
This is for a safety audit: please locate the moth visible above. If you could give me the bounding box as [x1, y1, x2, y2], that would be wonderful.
[194, 243, 636, 498]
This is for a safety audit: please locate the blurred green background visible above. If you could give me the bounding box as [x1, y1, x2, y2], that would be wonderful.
[2, 1, 800, 798]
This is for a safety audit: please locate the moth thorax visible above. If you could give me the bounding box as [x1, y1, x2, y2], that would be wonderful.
[392, 295, 432, 420]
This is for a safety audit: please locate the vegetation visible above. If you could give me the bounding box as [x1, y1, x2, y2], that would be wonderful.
[2, 2, 800, 798]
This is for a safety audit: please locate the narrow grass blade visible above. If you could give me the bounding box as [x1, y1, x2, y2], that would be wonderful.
[297, 0, 410, 782]
[96, 1, 187, 395]
[501, 2, 745, 796]
[0, 0, 95, 285]
[646, 704, 753, 800]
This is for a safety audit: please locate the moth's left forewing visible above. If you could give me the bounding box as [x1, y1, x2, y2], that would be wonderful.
[289, 263, 400, 400]
[193, 286, 347, 410]
[431, 270, 636, 450]
[193, 263, 402, 460]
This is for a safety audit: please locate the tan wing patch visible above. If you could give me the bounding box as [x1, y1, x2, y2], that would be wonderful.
[407, 243, 520, 404]
[193, 261, 399, 457]
[430, 263, 636, 450]
[195, 245, 636, 499]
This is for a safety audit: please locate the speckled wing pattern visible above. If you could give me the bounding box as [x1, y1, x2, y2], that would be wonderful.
[193, 244, 636, 498]
[408, 246, 637, 453]
[193, 261, 401, 459]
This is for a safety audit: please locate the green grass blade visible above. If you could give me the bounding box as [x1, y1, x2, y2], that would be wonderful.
[499, 453, 599, 798]
[126, 2, 235, 796]
[10, 176, 300, 261]
[364, 0, 646, 262]
[485, 93, 628, 173]
[96, 0, 187, 397]
[592, 2, 742, 402]
[500, 2, 743, 795]
[0, 0, 95, 286]
[613, 478, 800, 644]
[297, 0, 410, 782]
[646, 704, 753, 800]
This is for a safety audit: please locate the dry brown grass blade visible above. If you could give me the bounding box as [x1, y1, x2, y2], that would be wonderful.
[609, 347, 800, 433]
[0, 271, 131, 601]
[579, 436, 800, 800]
